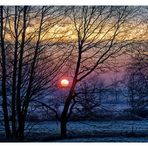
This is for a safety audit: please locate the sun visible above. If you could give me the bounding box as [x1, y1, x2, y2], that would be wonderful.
[60, 79, 69, 87]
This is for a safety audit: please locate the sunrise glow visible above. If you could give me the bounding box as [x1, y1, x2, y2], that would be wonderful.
[60, 79, 69, 87]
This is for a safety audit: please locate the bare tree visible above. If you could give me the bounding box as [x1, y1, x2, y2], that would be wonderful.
[0, 6, 67, 141]
[73, 77, 107, 120]
[0, 6, 11, 138]
[125, 44, 148, 118]
[58, 6, 139, 138]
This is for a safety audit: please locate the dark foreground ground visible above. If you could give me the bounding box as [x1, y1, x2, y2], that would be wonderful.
[1, 120, 148, 142]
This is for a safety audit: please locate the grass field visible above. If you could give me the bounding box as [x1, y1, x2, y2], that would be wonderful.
[1, 120, 148, 142]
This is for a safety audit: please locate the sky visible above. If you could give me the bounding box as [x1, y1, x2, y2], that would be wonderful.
[2, 6, 147, 86]
[4, 6, 148, 43]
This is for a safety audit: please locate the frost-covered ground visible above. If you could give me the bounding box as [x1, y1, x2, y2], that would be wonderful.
[1, 120, 148, 142]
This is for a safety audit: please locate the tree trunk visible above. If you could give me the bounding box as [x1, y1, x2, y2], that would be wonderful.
[18, 120, 25, 141]
[11, 6, 18, 137]
[15, 113, 25, 141]
[16, 6, 27, 141]
[60, 76, 78, 138]
[60, 98, 71, 138]
[60, 91, 75, 138]
[0, 6, 11, 138]
[61, 117, 67, 138]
